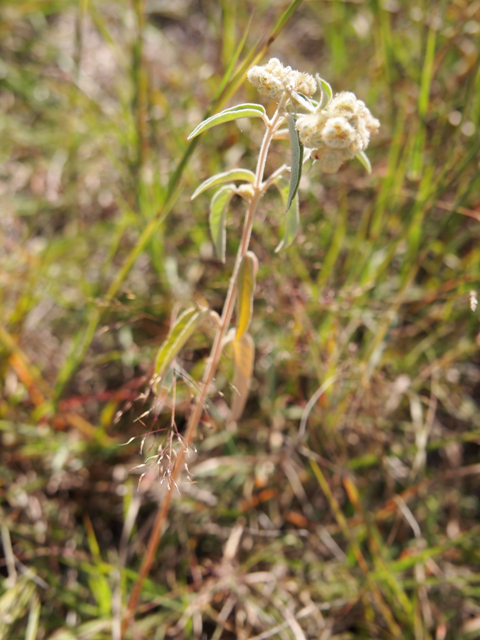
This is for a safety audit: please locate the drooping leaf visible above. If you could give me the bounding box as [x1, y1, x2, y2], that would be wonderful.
[154, 307, 209, 378]
[355, 150, 372, 174]
[209, 186, 235, 262]
[276, 192, 300, 252]
[236, 252, 257, 340]
[286, 113, 303, 212]
[191, 168, 255, 200]
[231, 332, 255, 422]
[187, 103, 267, 140]
[316, 74, 333, 110]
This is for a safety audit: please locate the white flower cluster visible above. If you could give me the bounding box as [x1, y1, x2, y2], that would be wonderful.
[247, 58, 316, 100]
[296, 92, 380, 173]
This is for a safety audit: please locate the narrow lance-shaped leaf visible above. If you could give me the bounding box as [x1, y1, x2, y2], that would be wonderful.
[187, 103, 267, 140]
[355, 150, 372, 174]
[276, 192, 300, 252]
[316, 74, 332, 110]
[231, 332, 255, 422]
[154, 307, 209, 378]
[191, 168, 255, 200]
[286, 113, 303, 212]
[273, 175, 300, 251]
[209, 186, 234, 263]
[273, 175, 289, 206]
[236, 252, 257, 340]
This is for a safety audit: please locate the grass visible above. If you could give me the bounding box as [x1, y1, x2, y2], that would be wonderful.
[1, 0, 480, 638]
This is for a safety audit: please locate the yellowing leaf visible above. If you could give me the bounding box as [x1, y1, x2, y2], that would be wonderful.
[231, 333, 255, 421]
[236, 252, 256, 340]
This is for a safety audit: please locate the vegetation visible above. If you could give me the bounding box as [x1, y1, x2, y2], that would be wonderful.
[1, 1, 480, 638]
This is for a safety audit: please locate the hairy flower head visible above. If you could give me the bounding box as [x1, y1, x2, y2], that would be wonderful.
[247, 58, 316, 100]
[296, 91, 380, 173]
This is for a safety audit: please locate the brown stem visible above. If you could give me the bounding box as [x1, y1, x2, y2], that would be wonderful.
[122, 96, 287, 636]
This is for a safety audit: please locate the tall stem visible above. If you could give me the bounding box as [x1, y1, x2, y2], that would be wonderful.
[123, 96, 287, 633]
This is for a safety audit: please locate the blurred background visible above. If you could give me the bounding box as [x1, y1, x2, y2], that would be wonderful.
[1, 0, 480, 638]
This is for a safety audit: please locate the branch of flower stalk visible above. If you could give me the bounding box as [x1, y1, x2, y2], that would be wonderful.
[122, 95, 288, 636]
[261, 163, 288, 192]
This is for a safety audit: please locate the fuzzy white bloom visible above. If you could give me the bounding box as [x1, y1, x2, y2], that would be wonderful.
[312, 148, 346, 174]
[289, 70, 317, 97]
[247, 58, 316, 100]
[296, 91, 380, 173]
[295, 113, 328, 148]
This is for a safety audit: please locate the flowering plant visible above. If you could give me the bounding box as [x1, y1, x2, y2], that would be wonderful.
[154, 58, 380, 426]
[150, 57, 380, 466]
[126, 57, 380, 621]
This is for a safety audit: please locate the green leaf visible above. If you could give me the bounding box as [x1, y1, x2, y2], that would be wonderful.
[231, 333, 255, 422]
[154, 307, 209, 378]
[236, 252, 257, 340]
[187, 103, 267, 139]
[273, 175, 289, 206]
[213, 103, 266, 115]
[209, 186, 234, 263]
[316, 74, 332, 110]
[355, 151, 372, 174]
[191, 168, 255, 200]
[276, 192, 300, 252]
[286, 113, 304, 212]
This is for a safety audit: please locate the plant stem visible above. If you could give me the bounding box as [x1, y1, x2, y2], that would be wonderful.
[123, 96, 287, 634]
